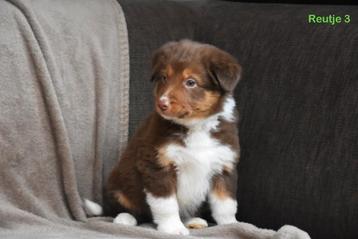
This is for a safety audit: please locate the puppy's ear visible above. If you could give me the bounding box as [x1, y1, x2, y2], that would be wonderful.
[150, 42, 177, 82]
[204, 47, 241, 93]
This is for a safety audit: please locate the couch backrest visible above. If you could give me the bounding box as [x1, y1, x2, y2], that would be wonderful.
[120, 1, 358, 238]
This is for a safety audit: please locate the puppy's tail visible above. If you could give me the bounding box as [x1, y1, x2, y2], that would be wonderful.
[83, 199, 103, 216]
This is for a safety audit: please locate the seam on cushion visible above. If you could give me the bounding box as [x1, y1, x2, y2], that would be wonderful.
[90, 1, 130, 201]
[112, 0, 130, 155]
[90, 0, 130, 204]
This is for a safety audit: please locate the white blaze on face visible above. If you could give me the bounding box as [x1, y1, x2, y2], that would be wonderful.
[159, 95, 170, 105]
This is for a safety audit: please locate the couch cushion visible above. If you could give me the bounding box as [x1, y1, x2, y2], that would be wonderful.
[199, 2, 358, 239]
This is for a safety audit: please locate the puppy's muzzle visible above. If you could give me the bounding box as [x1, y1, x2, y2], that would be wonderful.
[158, 97, 169, 112]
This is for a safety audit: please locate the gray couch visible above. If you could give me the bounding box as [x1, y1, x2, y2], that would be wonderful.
[121, 1, 358, 238]
[0, 0, 356, 239]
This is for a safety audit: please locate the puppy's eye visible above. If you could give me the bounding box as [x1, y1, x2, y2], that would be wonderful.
[184, 78, 197, 88]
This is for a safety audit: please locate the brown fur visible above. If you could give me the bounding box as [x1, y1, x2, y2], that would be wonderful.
[114, 191, 136, 211]
[105, 40, 241, 223]
[211, 171, 238, 200]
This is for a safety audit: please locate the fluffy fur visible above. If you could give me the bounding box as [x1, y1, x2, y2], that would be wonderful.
[164, 96, 237, 219]
[86, 40, 242, 235]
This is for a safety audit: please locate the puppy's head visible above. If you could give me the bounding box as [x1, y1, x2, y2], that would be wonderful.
[151, 40, 241, 124]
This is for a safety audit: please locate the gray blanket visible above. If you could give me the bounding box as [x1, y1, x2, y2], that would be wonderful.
[0, 0, 309, 238]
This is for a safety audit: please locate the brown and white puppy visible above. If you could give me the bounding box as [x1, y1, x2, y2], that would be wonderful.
[85, 40, 241, 235]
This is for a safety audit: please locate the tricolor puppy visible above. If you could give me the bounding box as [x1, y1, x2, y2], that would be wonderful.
[85, 40, 241, 235]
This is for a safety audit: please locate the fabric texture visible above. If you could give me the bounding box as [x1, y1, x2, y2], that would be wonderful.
[198, 2, 358, 239]
[0, 0, 130, 237]
[119, 0, 201, 137]
[0, 0, 354, 238]
[122, 1, 358, 239]
[0, 0, 309, 238]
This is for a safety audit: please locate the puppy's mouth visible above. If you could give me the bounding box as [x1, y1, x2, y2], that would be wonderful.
[155, 104, 191, 120]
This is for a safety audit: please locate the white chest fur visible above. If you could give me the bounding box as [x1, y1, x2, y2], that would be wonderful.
[163, 97, 237, 218]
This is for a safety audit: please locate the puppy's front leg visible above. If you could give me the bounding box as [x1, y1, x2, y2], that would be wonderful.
[146, 192, 188, 235]
[209, 171, 238, 225]
[137, 158, 188, 235]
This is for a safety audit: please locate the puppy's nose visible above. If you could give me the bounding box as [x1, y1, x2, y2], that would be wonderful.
[158, 97, 169, 111]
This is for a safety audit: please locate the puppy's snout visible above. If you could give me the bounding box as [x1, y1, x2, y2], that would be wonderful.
[158, 96, 169, 111]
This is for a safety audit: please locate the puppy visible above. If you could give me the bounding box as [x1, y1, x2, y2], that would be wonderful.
[86, 40, 241, 235]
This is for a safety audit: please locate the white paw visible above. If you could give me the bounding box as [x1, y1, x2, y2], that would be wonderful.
[113, 213, 137, 226]
[83, 199, 103, 216]
[157, 220, 189, 235]
[216, 216, 238, 225]
[185, 217, 208, 229]
[275, 225, 311, 239]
